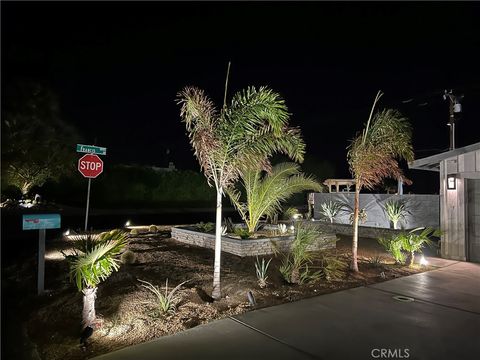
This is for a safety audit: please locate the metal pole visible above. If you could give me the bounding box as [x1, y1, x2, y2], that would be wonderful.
[38, 229, 45, 295]
[84, 178, 92, 231]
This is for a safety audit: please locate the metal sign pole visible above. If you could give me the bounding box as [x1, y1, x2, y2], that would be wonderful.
[38, 229, 46, 295]
[84, 178, 92, 232]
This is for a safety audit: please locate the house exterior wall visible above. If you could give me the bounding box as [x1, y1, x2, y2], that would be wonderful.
[467, 179, 480, 262]
[440, 160, 467, 260]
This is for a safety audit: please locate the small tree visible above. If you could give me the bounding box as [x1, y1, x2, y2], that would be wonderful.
[398, 227, 440, 266]
[347, 91, 414, 272]
[177, 64, 305, 299]
[2, 81, 80, 195]
[63, 230, 128, 329]
[228, 162, 322, 233]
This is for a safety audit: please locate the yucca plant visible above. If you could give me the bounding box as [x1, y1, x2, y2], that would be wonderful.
[254, 257, 272, 288]
[138, 279, 189, 316]
[347, 90, 414, 271]
[227, 162, 322, 233]
[178, 64, 305, 299]
[63, 230, 128, 329]
[397, 227, 440, 266]
[319, 200, 345, 223]
[384, 199, 410, 229]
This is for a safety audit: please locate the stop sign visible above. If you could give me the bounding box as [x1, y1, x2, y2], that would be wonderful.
[78, 154, 104, 178]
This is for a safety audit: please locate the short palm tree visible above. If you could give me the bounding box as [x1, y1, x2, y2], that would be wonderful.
[177, 65, 305, 299]
[227, 162, 322, 233]
[347, 91, 414, 272]
[63, 229, 128, 329]
[398, 227, 440, 266]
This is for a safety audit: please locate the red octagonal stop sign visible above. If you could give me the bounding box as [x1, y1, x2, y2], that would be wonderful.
[78, 154, 104, 178]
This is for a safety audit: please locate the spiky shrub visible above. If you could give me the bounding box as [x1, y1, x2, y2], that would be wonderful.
[396, 227, 440, 267]
[319, 200, 345, 223]
[275, 223, 322, 284]
[149, 224, 158, 233]
[377, 236, 405, 264]
[121, 250, 136, 265]
[63, 230, 128, 329]
[367, 254, 384, 268]
[195, 222, 215, 233]
[254, 257, 272, 288]
[228, 163, 321, 233]
[347, 90, 414, 271]
[138, 279, 189, 316]
[177, 76, 305, 299]
[384, 199, 410, 229]
[318, 253, 348, 281]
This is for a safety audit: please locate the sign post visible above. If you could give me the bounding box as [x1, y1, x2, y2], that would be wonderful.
[77, 151, 105, 231]
[23, 214, 61, 295]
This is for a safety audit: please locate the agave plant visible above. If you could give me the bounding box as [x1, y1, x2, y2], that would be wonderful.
[278, 223, 288, 235]
[318, 200, 345, 223]
[227, 162, 322, 233]
[177, 65, 305, 299]
[254, 257, 272, 288]
[347, 90, 414, 271]
[63, 230, 129, 329]
[138, 278, 189, 315]
[384, 199, 410, 229]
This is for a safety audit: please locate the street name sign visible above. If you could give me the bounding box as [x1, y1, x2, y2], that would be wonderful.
[76, 144, 107, 156]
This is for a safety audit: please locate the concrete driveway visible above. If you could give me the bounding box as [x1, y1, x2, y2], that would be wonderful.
[94, 260, 480, 360]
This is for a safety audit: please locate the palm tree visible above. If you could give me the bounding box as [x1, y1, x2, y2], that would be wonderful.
[228, 162, 322, 233]
[177, 65, 305, 299]
[63, 229, 128, 329]
[347, 91, 414, 272]
[398, 227, 440, 266]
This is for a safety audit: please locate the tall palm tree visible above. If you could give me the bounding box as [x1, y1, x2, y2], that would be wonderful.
[347, 91, 414, 272]
[228, 162, 322, 233]
[63, 229, 128, 329]
[177, 68, 305, 299]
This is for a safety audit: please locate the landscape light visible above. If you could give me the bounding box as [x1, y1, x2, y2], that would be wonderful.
[63, 229, 70, 236]
[125, 220, 131, 227]
[420, 256, 429, 266]
[447, 176, 456, 190]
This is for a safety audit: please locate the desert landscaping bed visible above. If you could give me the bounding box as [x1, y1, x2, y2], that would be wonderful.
[3, 226, 434, 360]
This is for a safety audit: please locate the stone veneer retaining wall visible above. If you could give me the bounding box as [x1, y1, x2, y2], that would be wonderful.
[171, 225, 337, 257]
[311, 221, 414, 239]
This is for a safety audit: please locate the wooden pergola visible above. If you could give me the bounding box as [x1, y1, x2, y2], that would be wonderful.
[323, 179, 357, 193]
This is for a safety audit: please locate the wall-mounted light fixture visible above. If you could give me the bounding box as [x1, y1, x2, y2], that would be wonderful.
[447, 175, 456, 190]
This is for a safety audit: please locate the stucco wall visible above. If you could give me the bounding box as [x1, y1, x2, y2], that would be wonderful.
[313, 193, 439, 230]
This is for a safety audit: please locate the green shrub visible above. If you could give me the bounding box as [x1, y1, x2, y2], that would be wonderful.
[195, 222, 215, 233]
[367, 254, 384, 268]
[121, 250, 136, 265]
[138, 278, 189, 316]
[282, 207, 299, 220]
[378, 236, 405, 264]
[397, 227, 440, 266]
[318, 253, 348, 280]
[274, 223, 322, 284]
[130, 228, 139, 236]
[234, 227, 251, 239]
[149, 225, 158, 233]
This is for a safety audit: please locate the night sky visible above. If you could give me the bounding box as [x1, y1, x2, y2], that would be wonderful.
[3, 1, 480, 193]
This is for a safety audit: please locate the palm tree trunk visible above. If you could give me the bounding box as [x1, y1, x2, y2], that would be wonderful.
[408, 251, 415, 267]
[212, 188, 223, 300]
[82, 287, 97, 329]
[351, 187, 360, 272]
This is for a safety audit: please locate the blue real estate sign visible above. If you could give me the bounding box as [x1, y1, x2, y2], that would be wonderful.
[22, 214, 61, 230]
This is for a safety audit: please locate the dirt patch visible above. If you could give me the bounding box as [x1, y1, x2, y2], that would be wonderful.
[3, 226, 433, 360]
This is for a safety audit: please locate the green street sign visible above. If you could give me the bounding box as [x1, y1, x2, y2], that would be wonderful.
[76, 144, 107, 156]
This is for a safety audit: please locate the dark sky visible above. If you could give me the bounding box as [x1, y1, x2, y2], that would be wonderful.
[3, 1, 480, 193]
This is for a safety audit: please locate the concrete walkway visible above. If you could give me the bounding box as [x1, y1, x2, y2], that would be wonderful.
[94, 260, 480, 360]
